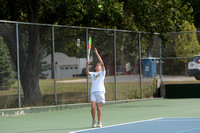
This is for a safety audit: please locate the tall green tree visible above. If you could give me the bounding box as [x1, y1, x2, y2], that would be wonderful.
[122, 0, 193, 33]
[183, 0, 200, 29]
[172, 21, 200, 75]
[0, 37, 14, 90]
[121, 0, 194, 58]
[0, 0, 43, 105]
[175, 21, 200, 59]
[39, 0, 124, 28]
[0, 0, 125, 105]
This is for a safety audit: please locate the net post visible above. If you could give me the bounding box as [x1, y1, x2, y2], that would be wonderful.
[16, 23, 21, 108]
[86, 28, 89, 103]
[138, 32, 143, 99]
[114, 30, 117, 101]
[51, 26, 57, 105]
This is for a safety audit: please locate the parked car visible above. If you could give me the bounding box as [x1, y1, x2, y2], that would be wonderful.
[187, 55, 200, 80]
[116, 66, 135, 75]
[116, 66, 126, 75]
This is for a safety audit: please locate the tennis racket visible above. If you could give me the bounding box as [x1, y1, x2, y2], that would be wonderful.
[88, 37, 92, 61]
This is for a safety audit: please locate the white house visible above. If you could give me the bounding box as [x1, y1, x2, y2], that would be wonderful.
[43, 52, 90, 79]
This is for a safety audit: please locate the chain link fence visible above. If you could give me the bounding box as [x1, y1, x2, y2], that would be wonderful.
[0, 20, 199, 109]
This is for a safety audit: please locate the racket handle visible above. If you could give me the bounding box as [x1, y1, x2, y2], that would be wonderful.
[88, 50, 90, 61]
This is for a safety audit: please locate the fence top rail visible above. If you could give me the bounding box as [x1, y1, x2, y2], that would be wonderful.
[2, 20, 200, 34]
[167, 31, 200, 34]
[0, 19, 152, 33]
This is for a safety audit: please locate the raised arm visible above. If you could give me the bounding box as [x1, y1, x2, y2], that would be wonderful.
[94, 48, 105, 71]
[86, 60, 91, 76]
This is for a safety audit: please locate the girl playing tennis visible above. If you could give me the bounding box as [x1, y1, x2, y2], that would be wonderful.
[86, 48, 106, 128]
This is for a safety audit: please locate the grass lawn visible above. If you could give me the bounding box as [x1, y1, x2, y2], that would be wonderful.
[0, 77, 158, 109]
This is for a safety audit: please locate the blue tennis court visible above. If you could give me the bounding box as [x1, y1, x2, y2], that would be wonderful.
[70, 118, 200, 133]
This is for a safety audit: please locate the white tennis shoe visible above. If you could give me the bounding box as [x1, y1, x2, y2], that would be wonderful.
[92, 120, 96, 128]
[97, 121, 102, 128]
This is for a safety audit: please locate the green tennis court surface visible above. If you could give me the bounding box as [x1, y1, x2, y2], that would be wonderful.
[1, 98, 200, 133]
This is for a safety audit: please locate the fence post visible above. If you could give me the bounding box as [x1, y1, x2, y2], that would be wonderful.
[16, 23, 21, 108]
[114, 30, 117, 101]
[138, 32, 143, 99]
[158, 35, 162, 83]
[86, 28, 89, 103]
[52, 26, 57, 105]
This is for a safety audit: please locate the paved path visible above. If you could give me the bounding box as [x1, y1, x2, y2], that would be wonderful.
[57, 75, 197, 83]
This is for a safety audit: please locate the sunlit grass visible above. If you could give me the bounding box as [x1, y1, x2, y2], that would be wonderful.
[0, 78, 157, 108]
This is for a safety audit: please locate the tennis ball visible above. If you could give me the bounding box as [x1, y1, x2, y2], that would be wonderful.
[98, 5, 102, 9]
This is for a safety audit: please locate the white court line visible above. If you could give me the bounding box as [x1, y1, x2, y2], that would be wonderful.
[69, 118, 164, 133]
[157, 117, 200, 122]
